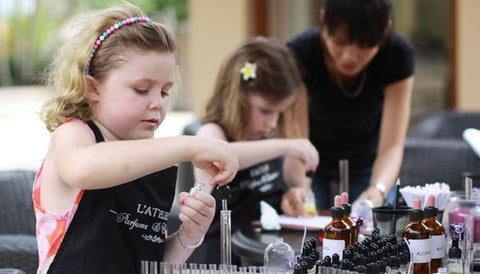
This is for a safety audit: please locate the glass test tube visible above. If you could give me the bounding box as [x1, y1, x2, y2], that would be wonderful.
[190, 181, 206, 195]
[220, 198, 232, 266]
[149, 261, 158, 274]
[141, 260, 149, 274]
[198, 263, 207, 274]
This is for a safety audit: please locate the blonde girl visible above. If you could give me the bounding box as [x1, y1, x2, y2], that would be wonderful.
[33, 3, 238, 273]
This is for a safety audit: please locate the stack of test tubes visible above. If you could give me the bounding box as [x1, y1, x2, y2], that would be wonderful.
[140, 261, 268, 274]
[140, 183, 249, 273]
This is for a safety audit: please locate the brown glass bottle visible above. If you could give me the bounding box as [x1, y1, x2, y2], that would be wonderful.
[341, 192, 358, 245]
[403, 197, 431, 274]
[323, 195, 351, 260]
[423, 195, 445, 273]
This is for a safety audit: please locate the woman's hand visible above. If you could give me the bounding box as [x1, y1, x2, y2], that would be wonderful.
[177, 191, 216, 246]
[356, 186, 384, 207]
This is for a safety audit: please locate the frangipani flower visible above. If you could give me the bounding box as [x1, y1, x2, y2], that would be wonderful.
[240, 61, 257, 81]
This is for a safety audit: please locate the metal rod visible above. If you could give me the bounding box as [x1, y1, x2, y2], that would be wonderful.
[465, 176, 473, 200]
[339, 159, 349, 194]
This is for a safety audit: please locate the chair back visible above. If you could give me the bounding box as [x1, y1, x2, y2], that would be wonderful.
[0, 170, 36, 235]
[410, 110, 480, 140]
[399, 138, 480, 190]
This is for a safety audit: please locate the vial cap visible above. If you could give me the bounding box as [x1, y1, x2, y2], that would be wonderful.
[214, 185, 231, 200]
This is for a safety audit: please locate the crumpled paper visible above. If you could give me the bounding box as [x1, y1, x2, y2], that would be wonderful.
[260, 200, 281, 231]
[399, 182, 451, 210]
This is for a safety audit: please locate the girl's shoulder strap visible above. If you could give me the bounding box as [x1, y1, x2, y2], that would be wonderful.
[86, 121, 105, 143]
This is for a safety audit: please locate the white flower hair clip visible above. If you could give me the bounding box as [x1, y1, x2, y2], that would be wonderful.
[240, 61, 257, 81]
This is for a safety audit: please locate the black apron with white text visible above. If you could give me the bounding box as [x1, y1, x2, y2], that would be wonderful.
[47, 121, 177, 274]
[208, 157, 286, 236]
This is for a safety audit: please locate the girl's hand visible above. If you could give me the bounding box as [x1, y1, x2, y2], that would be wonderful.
[281, 186, 310, 218]
[177, 191, 216, 245]
[286, 139, 319, 171]
[191, 138, 239, 186]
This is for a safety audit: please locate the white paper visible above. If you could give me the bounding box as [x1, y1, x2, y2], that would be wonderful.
[322, 238, 345, 260]
[399, 182, 451, 211]
[277, 214, 331, 230]
[260, 201, 281, 230]
[407, 238, 432, 263]
[431, 234, 446, 259]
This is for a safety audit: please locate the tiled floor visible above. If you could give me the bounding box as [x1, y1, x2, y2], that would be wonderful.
[0, 86, 196, 171]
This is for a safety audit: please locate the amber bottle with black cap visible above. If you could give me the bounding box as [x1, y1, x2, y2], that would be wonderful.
[341, 192, 358, 245]
[423, 195, 445, 273]
[323, 195, 351, 260]
[403, 197, 431, 273]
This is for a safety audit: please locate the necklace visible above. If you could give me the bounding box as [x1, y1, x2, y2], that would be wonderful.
[321, 36, 368, 99]
[334, 68, 367, 99]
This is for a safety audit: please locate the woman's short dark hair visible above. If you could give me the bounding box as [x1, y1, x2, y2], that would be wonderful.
[322, 0, 393, 47]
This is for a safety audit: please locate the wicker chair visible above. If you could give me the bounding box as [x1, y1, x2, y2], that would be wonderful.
[401, 110, 480, 190]
[399, 138, 480, 190]
[0, 170, 38, 274]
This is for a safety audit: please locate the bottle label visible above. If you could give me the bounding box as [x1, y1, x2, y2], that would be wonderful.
[431, 234, 446, 259]
[322, 238, 345, 260]
[407, 238, 432, 263]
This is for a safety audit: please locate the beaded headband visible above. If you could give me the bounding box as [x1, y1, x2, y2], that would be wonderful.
[85, 16, 152, 74]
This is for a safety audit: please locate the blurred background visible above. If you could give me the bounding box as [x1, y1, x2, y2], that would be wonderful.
[0, 0, 479, 170]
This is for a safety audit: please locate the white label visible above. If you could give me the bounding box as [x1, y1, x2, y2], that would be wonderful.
[407, 238, 432, 263]
[322, 238, 345, 260]
[431, 234, 446, 259]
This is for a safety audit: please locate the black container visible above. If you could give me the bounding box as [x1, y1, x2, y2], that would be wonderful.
[372, 206, 413, 241]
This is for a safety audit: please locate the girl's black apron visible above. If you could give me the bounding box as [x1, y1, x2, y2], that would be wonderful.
[209, 157, 286, 235]
[47, 121, 177, 274]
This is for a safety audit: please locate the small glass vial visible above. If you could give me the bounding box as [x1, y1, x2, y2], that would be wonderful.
[386, 256, 401, 274]
[323, 195, 351, 260]
[189, 181, 205, 195]
[446, 224, 463, 274]
[304, 190, 317, 218]
[351, 196, 374, 234]
[423, 195, 446, 273]
[403, 197, 431, 274]
[264, 237, 295, 274]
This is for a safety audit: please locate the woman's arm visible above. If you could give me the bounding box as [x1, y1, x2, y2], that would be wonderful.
[359, 76, 414, 205]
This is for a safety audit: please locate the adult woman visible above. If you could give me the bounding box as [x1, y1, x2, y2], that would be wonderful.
[288, 0, 414, 208]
